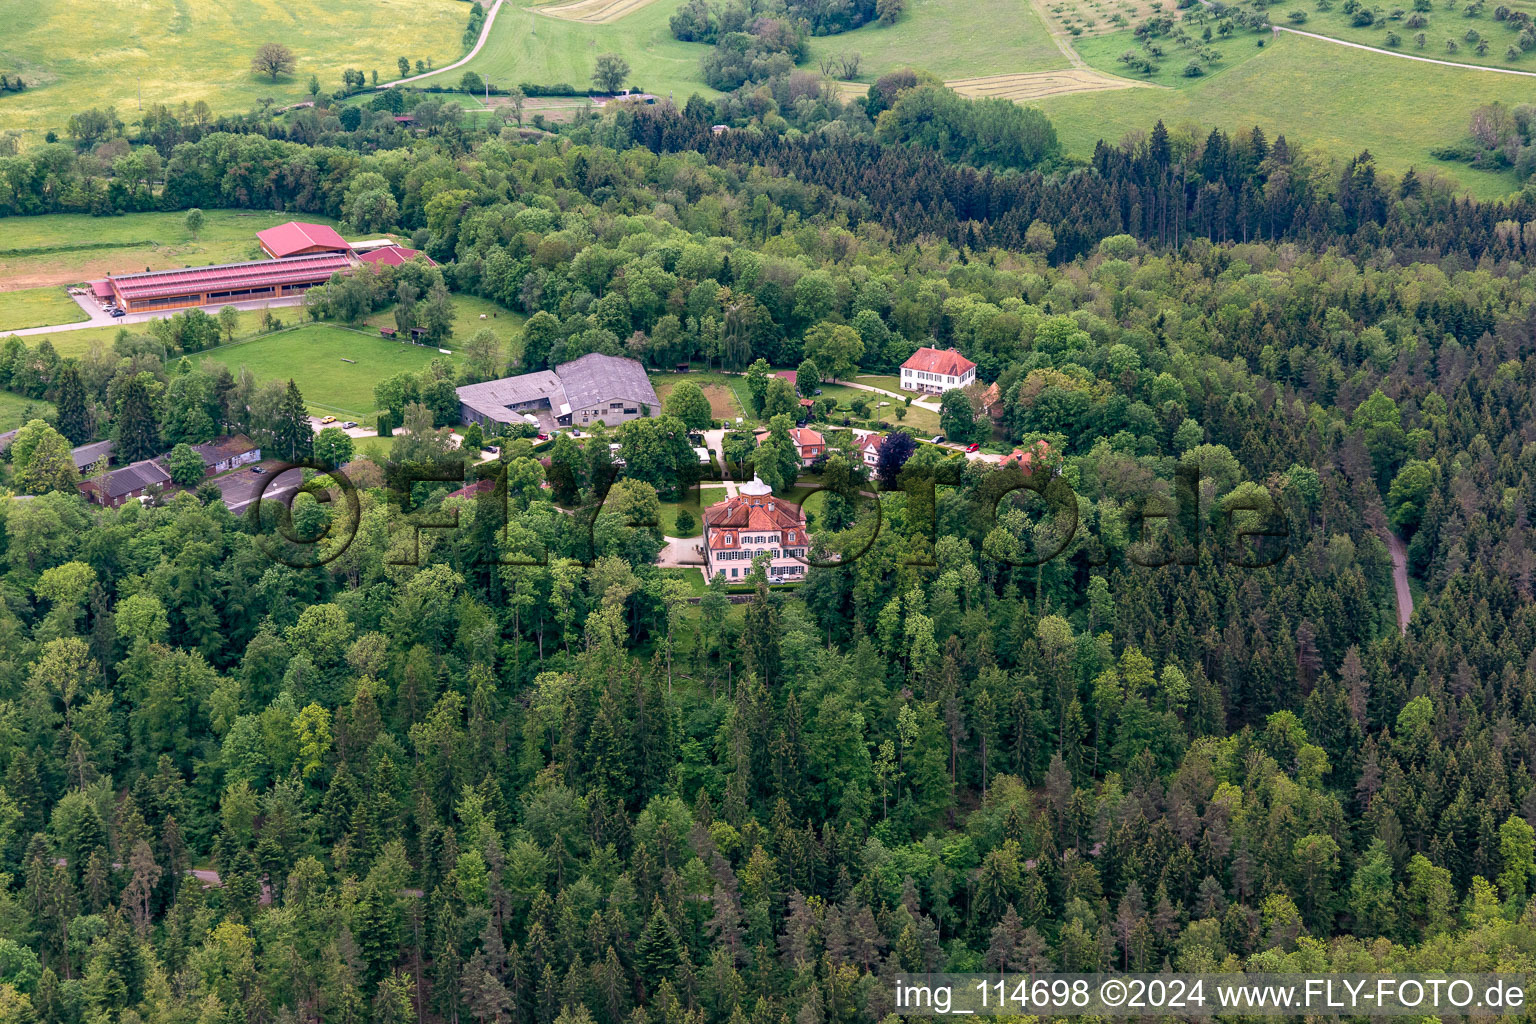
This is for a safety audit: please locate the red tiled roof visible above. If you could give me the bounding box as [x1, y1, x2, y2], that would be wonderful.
[108, 253, 354, 302]
[89, 280, 114, 298]
[855, 433, 884, 451]
[1002, 440, 1052, 472]
[256, 221, 350, 258]
[902, 346, 976, 376]
[704, 493, 806, 548]
[789, 427, 823, 447]
[358, 245, 435, 267]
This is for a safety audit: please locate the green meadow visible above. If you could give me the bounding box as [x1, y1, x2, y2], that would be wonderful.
[1039, 31, 1524, 198]
[0, 287, 90, 333]
[200, 324, 457, 419]
[803, 0, 1069, 83]
[461, 0, 716, 102]
[0, 0, 468, 140]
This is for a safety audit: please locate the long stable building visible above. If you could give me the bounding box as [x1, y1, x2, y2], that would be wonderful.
[101, 252, 355, 314]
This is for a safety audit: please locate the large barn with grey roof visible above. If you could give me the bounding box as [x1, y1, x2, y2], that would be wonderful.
[456, 353, 659, 431]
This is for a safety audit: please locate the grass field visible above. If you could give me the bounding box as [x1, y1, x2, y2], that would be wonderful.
[0, 211, 349, 291]
[1038, 30, 1524, 199]
[0, 288, 90, 333]
[818, 382, 942, 433]
[361, 294, 525, 361]
[537, 0, 667, 24]
[202, 325, 456, 418]
[0, 392, 56, 433]
[462, 0, 714, 102]
[853, 374, 904, 392]
[805, 0, 1070, 83]
[0, 0, 468, 140]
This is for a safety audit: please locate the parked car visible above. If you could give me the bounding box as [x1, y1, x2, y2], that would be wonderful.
[320, 415, 337, 424]
[536, 432, 549, 440]
[931, 435, 945, 444]
[250, 466, 266, 474]
[342, 422, 357, 429]
[965, 442, 980, 452]
[110, 308, 126, 318]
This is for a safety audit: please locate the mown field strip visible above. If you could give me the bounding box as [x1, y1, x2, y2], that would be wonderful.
[946, 68, 1152, 100]
[533, 0, 661, 23]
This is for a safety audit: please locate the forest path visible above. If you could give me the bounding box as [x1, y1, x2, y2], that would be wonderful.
[1385, 529, 1413, 636]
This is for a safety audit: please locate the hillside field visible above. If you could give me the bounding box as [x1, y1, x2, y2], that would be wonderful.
[802, 0, 1069, 83]
[462, 0, 712, 101]
[1039, 30, 1523, 199]
[200, 325, 458, 419]
[0, 0, 468, 140]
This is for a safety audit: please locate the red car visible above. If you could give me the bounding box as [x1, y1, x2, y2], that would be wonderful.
[965, 442, 980, 452]
[536, 432, 549, 441]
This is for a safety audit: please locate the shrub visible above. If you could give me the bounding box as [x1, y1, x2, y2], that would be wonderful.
[1184, 60, 1206, 74]
[1289, 8, 1308, 20]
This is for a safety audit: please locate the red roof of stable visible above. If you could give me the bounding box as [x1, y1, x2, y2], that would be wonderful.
[902, 346, 976, 376]
[358, 245, 435, 268]
[256, 221, 350, 258]
[89, 280, 114, 298]
[108, 252, 354, 302]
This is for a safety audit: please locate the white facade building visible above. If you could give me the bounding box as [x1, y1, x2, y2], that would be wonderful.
[900, 346, 977, 395]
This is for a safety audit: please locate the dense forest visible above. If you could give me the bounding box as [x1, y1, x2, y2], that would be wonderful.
[1, 70, 1536, 1024]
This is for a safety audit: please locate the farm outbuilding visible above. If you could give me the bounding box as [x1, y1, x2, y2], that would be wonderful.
[102, 252, 354, 314]
[256, 221, 352, 259]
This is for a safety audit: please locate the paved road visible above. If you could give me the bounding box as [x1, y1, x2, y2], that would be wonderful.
[381, 0, 505, 88]
[1385, 529, 1413, 636]
[1274, 24, 1536, 76]
[5, 296, 305, 338]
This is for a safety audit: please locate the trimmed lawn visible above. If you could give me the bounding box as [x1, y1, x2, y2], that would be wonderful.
[1038, 30, 1524, 199]
[1, 0, 468, 141]
[659, 484, 726, 536]
[0, 211, 351, 291]
[354, 436, 399, 460]
[656, 566, 709, 595]
[817, 382, 942, 434]
[202, 324, 456, 419]
[852, 374, 904, 393]
[0, 391, 56, 433]
[0, 288, 90, 332]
